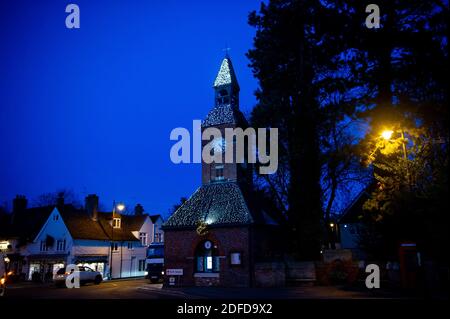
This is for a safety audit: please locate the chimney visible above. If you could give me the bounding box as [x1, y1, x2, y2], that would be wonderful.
[13, 195, 27, 213]
[134, 204, 144, 216]
[85, 194, 99, 221]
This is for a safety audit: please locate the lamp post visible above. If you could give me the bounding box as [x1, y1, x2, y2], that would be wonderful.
[109, 201, 125, 280]
[381, 128, 410, 187]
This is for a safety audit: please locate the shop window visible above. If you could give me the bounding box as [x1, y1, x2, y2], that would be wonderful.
[195, 240, 219, 273]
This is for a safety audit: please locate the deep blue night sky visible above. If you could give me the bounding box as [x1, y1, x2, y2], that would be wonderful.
[0, 0, 261, 217]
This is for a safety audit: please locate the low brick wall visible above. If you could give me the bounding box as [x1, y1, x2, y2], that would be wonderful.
[194, 274, 220, 287]
[254, 262, 285, 287]
[322, 249, 353, 263]
[285, 261, 316, 286]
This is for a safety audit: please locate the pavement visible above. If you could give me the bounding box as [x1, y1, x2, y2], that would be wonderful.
[1, 278, 418, 299]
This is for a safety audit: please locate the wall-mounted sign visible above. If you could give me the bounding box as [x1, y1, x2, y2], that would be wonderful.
[230, 252, 241, 265]
[166, 268, 183, 276]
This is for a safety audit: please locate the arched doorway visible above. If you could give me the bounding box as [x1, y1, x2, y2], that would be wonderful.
[195, 240, 219, 273]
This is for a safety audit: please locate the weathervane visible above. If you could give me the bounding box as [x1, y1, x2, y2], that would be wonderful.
[222, 44, 231, 57]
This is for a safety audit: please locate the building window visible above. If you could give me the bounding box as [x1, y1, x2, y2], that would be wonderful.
[127, 242, 133, 250]
[139, 232, 147, 246]
[40, 241, 49, 252]
[217, 89, 230, 104]
[56, 239, 66, 251]
[215, 165, 224, 181]
[111, 242, 119, 252]
[138, 260, 146, 272]
[195, 240, 219, 273]
[154, 233, 162, 243]
[53, 214, 59, 221]
[113, 218, 121, 229]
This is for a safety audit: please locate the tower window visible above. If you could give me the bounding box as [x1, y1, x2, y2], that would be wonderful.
[215, 165, 224, 181]
[217, 89, 230, 104]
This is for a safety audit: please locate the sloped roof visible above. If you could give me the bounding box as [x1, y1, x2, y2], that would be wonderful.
[96, 213, 143, 241]
[339, 183, 376, 224]
[1, 204, 145, 243]
[59, 208, 111, 241]
[163, 181, 272, 229]
[202, 104, 247, 127]
[149, 214, 162, 223]
[0, 206, 54, 241]
[213, 57, 239, 89]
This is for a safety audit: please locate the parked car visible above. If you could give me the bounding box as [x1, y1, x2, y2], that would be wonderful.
[54, 266, 103, 287]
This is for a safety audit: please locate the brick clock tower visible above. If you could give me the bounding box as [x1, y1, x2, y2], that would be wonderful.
[201, 55, 252, 189]
[163, 55, 280, 288]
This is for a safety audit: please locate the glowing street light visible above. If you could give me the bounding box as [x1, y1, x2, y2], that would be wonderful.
[381, 130, 394, 140]
[116, 203, 125, 212]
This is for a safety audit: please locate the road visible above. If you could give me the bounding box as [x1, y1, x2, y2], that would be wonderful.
[2, 278, 409, 299]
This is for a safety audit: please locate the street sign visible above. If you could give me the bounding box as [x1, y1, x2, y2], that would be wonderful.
[166, 268, 183, 276]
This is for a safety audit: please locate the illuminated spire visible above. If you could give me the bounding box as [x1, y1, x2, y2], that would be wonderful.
[213, 56, 239, 90]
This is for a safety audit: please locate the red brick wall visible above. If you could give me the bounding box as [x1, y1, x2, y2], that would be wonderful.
[201, 124, 238, 184]
[164, 226, 252, 287]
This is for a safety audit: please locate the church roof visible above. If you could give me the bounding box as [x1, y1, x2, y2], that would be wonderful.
[163, 182, 254, 229]
[213, 56, 239, 89]
[202, 104, 247, 127]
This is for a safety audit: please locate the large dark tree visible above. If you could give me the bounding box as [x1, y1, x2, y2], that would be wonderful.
[247, 0, 363, 259]
[339, 0, 449, 263]
[247, 0, 448, 261]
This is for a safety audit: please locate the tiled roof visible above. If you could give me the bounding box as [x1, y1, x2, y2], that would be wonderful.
[163, 181, 256, 229]
[1, 204, 146, 243]
[59, 209, 111, 241]
[202, 104, 247, 127]
[95, 212, 144, 241]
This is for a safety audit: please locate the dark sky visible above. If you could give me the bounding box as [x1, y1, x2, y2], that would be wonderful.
[0, 0, 261, 217]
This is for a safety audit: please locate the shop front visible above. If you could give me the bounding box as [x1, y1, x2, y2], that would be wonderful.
[73, 255, 109, 278]
[27, 254, 68, 282]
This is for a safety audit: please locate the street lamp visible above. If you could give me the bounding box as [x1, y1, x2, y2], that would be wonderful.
[381, 130, 393, 140]
[116, 203, 125, 212]
[109, 201, 125, 280]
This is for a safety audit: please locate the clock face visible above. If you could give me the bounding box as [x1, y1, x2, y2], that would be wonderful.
[212, 137, 226, 153]
[204, 241, 212, 249]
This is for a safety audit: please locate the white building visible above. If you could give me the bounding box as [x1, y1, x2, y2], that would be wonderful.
[0, 194, 163, 281]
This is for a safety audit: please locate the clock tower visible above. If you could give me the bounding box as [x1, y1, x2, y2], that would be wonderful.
[163, 54, 281, 288]
[201, 55, 252, 187]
